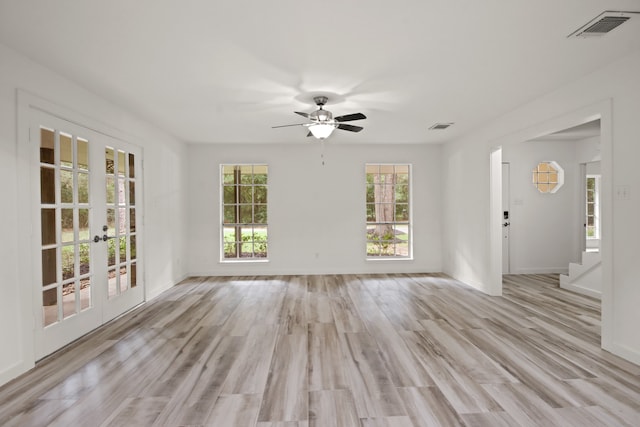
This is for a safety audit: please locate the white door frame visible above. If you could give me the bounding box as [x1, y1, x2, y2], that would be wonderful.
[579, 163, 587, 253]
[488, 147, 503, 294]
[502, 162, 510, 274]
[17, 91, 145, 368]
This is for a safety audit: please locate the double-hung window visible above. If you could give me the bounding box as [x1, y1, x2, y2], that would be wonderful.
[221, 165, 268, 260]
[366, 164, 411, 258]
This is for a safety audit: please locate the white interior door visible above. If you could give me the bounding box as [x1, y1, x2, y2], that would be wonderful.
[31, 111, 143, 359]
[502, 162, 510, 274]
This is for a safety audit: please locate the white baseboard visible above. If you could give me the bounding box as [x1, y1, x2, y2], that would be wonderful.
[603, 342, 640, 366]
[187, 266, 442, 277]
[0, 360, 34, 388]
[560, 282, 602, 300]
[510, 267, 568, 274]
[146, 275, 188, 301]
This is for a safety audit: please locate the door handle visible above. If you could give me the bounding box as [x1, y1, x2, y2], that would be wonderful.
[503, 222, 510, 227]
[93, 225, 115, 242]
[93, 234, 116, 243]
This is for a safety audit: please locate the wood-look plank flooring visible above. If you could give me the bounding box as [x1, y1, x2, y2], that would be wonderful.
[1, 273, 639, 426]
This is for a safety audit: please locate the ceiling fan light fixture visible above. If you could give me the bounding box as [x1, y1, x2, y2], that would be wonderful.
[272, 96, 366, 139]
[309, 123, 336, 139]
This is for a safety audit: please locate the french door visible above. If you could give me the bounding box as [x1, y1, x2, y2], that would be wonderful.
[31, 111, 143, 359]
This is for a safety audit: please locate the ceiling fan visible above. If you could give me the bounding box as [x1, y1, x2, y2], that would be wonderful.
[272, 96, 367, 140]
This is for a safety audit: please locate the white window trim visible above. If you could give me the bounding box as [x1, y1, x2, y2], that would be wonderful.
[365, 163, 413, 260]
[219, 164, 269, 262]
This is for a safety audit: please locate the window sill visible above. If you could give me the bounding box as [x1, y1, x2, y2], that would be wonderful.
[220, 259, 269, 264]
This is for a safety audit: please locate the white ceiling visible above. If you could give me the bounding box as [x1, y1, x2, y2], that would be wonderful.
[1, 1, 639, 144]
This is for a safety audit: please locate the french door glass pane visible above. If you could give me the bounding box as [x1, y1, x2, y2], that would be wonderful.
[78, 138, 89, 170]
[61, 245, 75, 280]
[108, 268, 117, 298]
[41, 168, 55, 204]
[129, 181, 135, 205]
[42, 248, 57, 286]
[78, 173, 89, 203]
[130, 208, 136, 232]
[119, 265, 128, 293]
[41, 209, 56, 245]
[60, 170, 73, 203]
[61, 208, 73, 243]
[60, 133, 73, 167]
[43, 288, 58, 327]
[79, 209, 90, 240]
[118, 151, 126, 176]
[128, 153, 135, 178]
[130, 235, 136, 260]
[131, 262, 137, 288]
[106, 176, 115, 203]
[80, 277, 91, 311]
[40, 128, 55, 164]
[62, 283, 76, 318]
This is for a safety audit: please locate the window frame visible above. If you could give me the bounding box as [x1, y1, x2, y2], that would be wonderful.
[586, 174, 600, 240]
[220, 164, 268, 262]
[365, 163, 412, 260]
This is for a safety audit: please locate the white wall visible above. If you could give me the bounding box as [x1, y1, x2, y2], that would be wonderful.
[442, 49, 640, 364]
[0, 42, 188, 385]
[576, 135, 601, 164]
[503, 140, 581, 274]
[187, 142, 442, 275]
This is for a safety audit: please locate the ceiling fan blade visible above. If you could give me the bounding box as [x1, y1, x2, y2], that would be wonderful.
[272, 123, 305, 128]
[295, 111, 310, 118]
[334, 113, 366, 122]
[337, 123, 364, 132]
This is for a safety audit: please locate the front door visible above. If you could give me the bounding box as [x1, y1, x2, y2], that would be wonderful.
[32, 111, 143, 359]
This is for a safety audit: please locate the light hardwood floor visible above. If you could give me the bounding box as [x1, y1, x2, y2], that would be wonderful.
[0, 273, 638, 426]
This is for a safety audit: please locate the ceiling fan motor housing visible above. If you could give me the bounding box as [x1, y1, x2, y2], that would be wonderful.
[310, 109, 333, 122]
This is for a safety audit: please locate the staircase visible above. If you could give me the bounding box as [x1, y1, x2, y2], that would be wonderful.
[560, 251, 601, 299]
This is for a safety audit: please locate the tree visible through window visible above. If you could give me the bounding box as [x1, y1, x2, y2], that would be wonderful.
[366, 164, 410, 258]
[221, 165, 268, 259]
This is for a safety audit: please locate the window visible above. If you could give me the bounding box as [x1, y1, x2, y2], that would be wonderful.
[221, 165, 268, 260]
[366, 164, 411, 258]
[532, 161, 564, 193]
[586, 175, 600, 240]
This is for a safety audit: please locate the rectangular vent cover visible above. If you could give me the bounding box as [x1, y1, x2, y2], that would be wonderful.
[429, 123, 453, 130]
[569, 11, 638, 38]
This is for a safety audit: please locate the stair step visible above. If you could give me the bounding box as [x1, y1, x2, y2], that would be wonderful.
[581, 251, 601, 266]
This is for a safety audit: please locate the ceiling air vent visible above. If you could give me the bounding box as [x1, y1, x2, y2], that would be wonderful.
[568, 11, 638, 38]
[429, 122, 453, 130]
